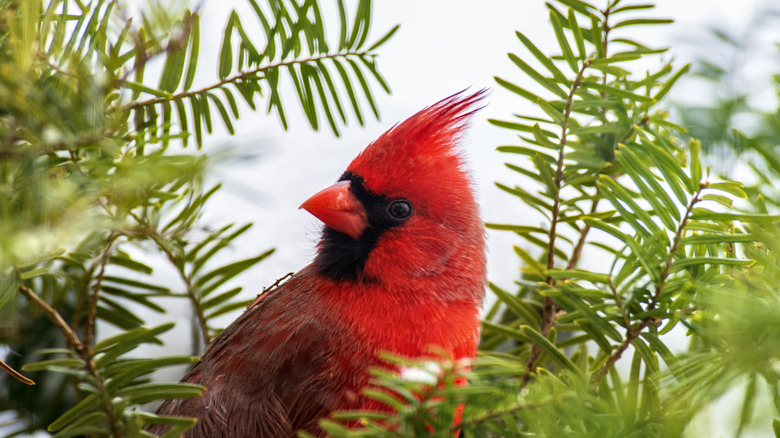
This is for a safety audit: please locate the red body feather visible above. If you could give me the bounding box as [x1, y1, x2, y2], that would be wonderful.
[151, 91, 487, 437]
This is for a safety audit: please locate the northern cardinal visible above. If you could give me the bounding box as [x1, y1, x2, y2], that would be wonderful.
[151, 90, 487, 437]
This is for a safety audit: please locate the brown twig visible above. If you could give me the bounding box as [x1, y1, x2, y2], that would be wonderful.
[592, 317, 659, 385]
[649, 188, 703, 311]
[184, 269, 211, 354]
[562, 2, 616, 268]
[71, 208, 119, 332]
[154, 237, 210, 353]
[452, 399, 546, 431]
[565, 111, 649, 273]
[20, 254, 124, 437]
[82, 353, 122, 438]
[0, 358, 35, 385]
[76, 233, 123, 435]
[83, 233, 118, 350]
[597, 5, 612, 134]
[19, 284, 84, 353]
[521, 58, 593, 388]
[251, 272, 294, 307]
[120, 50, 374, 111]
[566, 197, 601, 271]
[263, 272, 294, 293]
[126, 211, 212, 354]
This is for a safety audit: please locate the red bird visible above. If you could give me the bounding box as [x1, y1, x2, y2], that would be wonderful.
[151, 91, 487, 437]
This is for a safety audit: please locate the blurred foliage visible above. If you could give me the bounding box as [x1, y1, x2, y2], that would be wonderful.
[673, 5, 780, 212]
[673, 6, 780, 158]
[320, 1, 780, 437]
[0, 0, 394, 435]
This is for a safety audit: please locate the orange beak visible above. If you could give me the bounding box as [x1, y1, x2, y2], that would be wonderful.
[299, 180, 368, 240]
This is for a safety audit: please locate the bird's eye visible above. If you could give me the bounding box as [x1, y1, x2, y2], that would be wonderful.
[386, 199, 414, 220]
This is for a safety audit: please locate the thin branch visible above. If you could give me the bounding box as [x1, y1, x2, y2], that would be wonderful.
[0, 358, 35, 386]
[77, 233, 123, 436]
[83, 233, 118, 350]
[596, 4, 612, 132]
[591, 318, 658, 386]
[566, 196, 601, 270]
[608, 276, 631, 330]
[650, 188, 703, 311]
[81, 352, 122, 438]
[127, 202, 211, 353]
[565, 113, 649, 271]
[592, 186, 704, 384]
[73, 204, 124, 330]
[453, 400, 546, 431]
[20, 257, 124, 437]
[19, 284, 83, 353]
[144, 229, 210, 353]
[250, 272, 294, 307]
[120, 50, 374, 111]
[40, 52, 76, 78]
[545, 57, 594, 277]
[522, 58, 593, 389]
[562, 3, 617, 270]
[183, 267, 210, 355]
[601, 5, 612, 87]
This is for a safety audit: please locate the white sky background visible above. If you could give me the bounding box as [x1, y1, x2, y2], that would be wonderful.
[7, 0, 778, 436]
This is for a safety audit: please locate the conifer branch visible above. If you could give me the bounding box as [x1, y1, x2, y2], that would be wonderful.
[142, 225, 212, 354]
[83, 233, 118, 351]
[566, 197, 601, 270]
[453, 400, 546, 430]
[120, 51, 375, 111]
[19, 282, 123, 436]
[183, 268, 211, 354]
[522, 58, 593, 389]
[592, 186, 704, 384]
[566, 114, 649, 271]
[19, 284, 84, 353]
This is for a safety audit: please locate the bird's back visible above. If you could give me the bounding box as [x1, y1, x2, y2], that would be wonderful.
[151, 267, 372, 437]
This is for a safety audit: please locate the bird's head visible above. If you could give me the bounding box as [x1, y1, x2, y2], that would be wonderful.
[301, 90, 487, 298]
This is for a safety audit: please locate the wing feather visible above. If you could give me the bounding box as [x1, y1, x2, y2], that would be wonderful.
[150, 267, 368, 437]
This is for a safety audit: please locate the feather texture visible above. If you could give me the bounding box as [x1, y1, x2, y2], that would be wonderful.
[151, 90, 487, 437]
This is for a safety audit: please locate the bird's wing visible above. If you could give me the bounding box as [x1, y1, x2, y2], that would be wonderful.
[150, 268, 367, 437]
